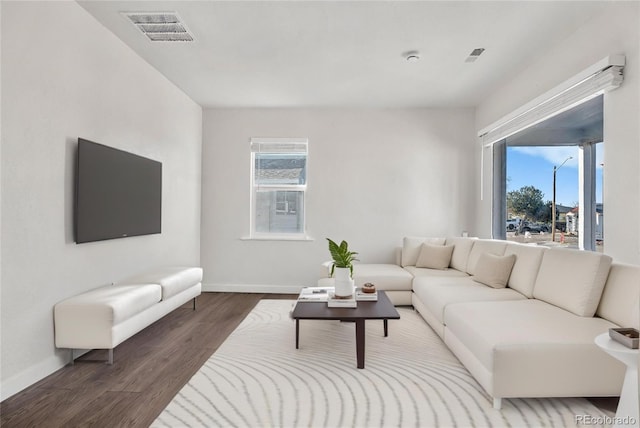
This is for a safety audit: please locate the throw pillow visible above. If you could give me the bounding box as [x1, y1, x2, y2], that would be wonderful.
[472, 253, 517, 289]
[415, 243, 454, 270]
[401, 237, 446, 267]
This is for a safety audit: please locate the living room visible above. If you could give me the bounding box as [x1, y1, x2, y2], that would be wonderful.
[1, 0, 639, 426]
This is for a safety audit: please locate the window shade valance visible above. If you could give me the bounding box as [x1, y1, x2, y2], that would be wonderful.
[250, 138, 308, 154]
[478, 55, 625, 147]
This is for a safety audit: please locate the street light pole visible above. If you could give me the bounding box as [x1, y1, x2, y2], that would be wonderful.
[552, 156, 573, 242]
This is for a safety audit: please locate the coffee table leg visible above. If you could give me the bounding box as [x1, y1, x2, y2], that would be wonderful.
[296, 319, 299, 349]
[384, 319, 388, 337]
[355, 319, 365, 369]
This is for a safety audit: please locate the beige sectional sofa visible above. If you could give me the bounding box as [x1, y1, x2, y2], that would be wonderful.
[334, 237, 640, 409]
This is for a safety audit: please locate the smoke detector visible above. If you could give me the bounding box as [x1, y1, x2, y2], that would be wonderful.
[123, 12, 194, 42]
[405, 51, 421, 62]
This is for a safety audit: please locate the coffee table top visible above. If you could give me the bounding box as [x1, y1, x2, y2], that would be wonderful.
[291, 290, 400, 320]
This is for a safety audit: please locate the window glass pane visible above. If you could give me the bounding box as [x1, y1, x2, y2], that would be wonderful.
[254, 153, 306, 185]
[506, 146, 578, 247]
[595, 142, 604, 252]
[255, 190, 304, 234]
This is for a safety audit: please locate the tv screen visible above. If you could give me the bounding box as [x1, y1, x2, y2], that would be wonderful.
[75, 138, 162, 243]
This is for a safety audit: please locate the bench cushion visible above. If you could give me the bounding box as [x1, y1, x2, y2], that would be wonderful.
[121, 266, 203, 300]
[55, 284, 161, 326]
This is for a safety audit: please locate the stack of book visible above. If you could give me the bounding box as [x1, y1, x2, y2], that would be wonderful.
[297, 286, 332, 302]
[327, 292, 357, 308]
[355, 288, 378, 301]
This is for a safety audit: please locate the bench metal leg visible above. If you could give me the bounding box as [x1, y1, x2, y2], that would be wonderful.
[493, 397, 502, 410]
[107, 349, 113, 365]
[70, 349, 75, 366]
[193, 297, 197, 310]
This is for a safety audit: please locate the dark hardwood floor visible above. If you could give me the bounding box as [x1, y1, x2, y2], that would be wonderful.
[0, 292, 295, 428]
[1, 292, 617, 427]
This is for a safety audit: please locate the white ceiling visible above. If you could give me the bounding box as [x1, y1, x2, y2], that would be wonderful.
[78, 1, 607, 109]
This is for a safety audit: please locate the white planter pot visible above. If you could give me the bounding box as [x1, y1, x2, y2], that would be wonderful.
[333, 267, 355, 297]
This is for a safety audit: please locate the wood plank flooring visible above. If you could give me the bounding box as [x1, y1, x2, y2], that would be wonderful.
[0, 292, 617, 427]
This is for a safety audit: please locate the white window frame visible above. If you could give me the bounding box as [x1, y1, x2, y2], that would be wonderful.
[248, 138, 310, 240]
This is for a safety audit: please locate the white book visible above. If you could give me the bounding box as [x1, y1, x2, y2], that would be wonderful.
[355, 288, 378, 301]
[298, 286, 333, 302]
[327, 292, 357, 308]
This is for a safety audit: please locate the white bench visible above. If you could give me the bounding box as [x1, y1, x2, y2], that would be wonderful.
[54, 267, 202, 364]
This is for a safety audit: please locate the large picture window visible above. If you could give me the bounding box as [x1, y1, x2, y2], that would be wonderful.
[250, 138, 308, 238]
[492, 96, 604, 251]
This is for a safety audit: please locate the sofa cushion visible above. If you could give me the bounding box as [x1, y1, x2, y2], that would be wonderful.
[412, 276, 526, 325]
[466, 239, 508, 275]
[596, 263, 640, 329]
[472, 253, 516, 289]
[121, 266, 203, 300]
[352, 263, 413, 291]
[404, 266, 469, 278]
[415, 243, 454, 270]
[533, 249, 612, 317]
[401, 237, 446, 267]
[444, 237, 477, 272]
[504, 242, 547, 298]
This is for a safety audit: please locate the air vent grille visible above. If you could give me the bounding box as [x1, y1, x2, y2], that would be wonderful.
[124, 12, 194, 42]
[465, 47, 485, 63]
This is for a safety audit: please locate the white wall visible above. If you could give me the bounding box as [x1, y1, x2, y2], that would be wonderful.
[0, 2, 202, 400]
[201, 108, 475, 291]
[475, 2, 640, 263]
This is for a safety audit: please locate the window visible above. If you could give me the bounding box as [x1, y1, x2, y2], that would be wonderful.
[250, 138, 308, 239]
[481, 57, 623, 252]
[492, 96, 604, 251]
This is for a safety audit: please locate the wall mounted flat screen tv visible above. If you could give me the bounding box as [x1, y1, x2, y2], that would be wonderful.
[75, 138, 162, 243]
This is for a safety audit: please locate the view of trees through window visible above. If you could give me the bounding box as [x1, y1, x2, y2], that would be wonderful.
[505, 144, 603, 251]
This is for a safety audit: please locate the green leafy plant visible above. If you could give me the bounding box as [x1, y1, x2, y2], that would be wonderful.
[326, 238, 359, 277]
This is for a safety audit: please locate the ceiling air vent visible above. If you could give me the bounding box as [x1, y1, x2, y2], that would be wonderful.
[465, 48, 485, 63]
[124, 12, 194, 42]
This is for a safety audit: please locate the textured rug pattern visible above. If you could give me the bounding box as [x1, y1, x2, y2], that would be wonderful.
[153, 300, 610, 427]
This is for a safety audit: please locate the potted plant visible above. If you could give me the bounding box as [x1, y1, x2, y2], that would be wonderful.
[326, 238, 359, 297]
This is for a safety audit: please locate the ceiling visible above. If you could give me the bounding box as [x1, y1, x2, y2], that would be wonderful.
[78, 1, 608, 109]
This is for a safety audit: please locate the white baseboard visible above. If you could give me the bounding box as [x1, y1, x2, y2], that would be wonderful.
[202, 283, 302, 294]
[1, 352, 69, 401]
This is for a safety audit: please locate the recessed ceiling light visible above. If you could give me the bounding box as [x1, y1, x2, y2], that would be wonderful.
[405, 51, 420, 62]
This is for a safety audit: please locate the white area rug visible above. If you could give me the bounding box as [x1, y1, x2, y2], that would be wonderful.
[153, 300, 611, 427]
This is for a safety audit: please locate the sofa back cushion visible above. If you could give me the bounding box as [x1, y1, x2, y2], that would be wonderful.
[465, 239, 508, 275]
[401, 237, 446, 267]
[504, 243, 547, 298]
[533, 248, 612, 317]
[444, 237, 477, 271]
[596, 263, 640, 329]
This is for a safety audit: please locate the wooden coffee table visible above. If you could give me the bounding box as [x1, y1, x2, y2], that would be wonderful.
[291, 290, 400, 369]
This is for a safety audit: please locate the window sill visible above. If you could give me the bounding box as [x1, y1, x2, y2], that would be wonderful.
[241, 235, 315, 242]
